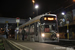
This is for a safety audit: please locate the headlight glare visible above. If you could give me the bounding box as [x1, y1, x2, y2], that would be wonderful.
[57, 33, 59, 37]
[41, 34, 45, 37]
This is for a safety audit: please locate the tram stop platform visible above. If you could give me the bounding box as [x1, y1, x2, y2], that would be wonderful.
[5, 38, 74, 50]
[60, 39, 75, 41]
[59, 39, 75, 44]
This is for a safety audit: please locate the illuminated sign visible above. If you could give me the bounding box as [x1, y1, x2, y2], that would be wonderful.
[48, 17, 54, 20]
[44, 17, 55, 20]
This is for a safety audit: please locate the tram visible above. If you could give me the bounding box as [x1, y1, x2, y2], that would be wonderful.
[17, 13, 59, 42]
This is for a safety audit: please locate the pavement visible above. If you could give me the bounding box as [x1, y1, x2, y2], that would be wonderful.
[7, 38, 75, 50]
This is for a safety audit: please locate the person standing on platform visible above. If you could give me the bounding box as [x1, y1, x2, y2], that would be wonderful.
[21, 28, 26, 41]
[5, 31, 8, 39]
[19, 28, 22, 40]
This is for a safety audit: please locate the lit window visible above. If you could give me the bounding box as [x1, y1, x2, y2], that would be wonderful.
[48, 17, 54, 20]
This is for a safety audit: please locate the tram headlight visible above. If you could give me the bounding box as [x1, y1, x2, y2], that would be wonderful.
[56, 33, 59, 37]
[41, 33, 45, 37]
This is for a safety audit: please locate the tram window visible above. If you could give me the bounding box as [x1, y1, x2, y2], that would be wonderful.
[49, 24, 57, 31]
[41, 24, 57, 33]
[30, 25, 34, 33]
[34, 22, 38, 36]
[44, 25, 49, 28]
[52, 25, 55, 30]
[41, 25, 44, 32]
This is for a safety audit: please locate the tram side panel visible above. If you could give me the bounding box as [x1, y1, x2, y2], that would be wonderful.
[34, 22, 39, 42]
[18, 14, 59, 42]
[29, 24, 35, 42]
[24, 26, 30, 41]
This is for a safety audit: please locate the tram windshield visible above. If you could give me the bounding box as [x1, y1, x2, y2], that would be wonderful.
[41, 24, 57, 33]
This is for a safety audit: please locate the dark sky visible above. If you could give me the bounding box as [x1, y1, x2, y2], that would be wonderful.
[0, 0, 73, 19]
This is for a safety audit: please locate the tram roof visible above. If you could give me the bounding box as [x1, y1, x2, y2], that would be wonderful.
[17, 14, 57, 29]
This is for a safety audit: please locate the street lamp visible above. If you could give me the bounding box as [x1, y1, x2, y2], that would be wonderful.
[32, 0, 35, 7]
[32, 0, 35, 4]
[35, 4, 39, 15]
[32, 0, 35, 17]
[35, 5, 39, 9]
[73, 0, 75, 2]
[61, 12, 65, 15]
[61, 12, 69, 39]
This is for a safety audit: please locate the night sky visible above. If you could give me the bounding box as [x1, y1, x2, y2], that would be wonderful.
[0, 0, 73, 19]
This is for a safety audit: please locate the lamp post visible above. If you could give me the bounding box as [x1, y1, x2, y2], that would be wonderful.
[35, 4, 39, 15]
[73, 0, 75, 2]
[16, 17, 20, 40]
[61, 12, 69, 39]
[66, 19, 69, 39]
[32, 0, 35, 7]
[61, 12, 65, 15]
[61, 12, 66, 25]
[32, 0, 35, 17]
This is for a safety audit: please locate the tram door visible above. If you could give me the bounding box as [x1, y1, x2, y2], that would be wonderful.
[34, 22, 40, 41]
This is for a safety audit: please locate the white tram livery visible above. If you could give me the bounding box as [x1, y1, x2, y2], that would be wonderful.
[18, 14, 59, 42]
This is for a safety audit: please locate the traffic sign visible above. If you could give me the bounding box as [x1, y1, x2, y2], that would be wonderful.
[16, 17, 20, 23]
